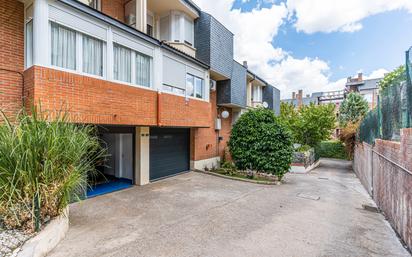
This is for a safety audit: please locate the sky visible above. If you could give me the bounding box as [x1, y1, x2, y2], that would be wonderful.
[192, 0, 412, 99]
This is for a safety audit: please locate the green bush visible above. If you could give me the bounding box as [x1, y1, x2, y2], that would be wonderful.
[279, 102, 336, 146]
[0, 108, 106, 231]
[315, 140, 348, 160]
[228, 108, 293, 180]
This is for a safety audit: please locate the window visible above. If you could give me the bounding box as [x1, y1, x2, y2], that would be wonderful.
[173, 14, 181, 42]
[160, 16, 170, 41]
[51, 22, 76, 70]
[82, 34, 103, 76]
[195, 77, 203, 98]
[135, 53, 151, 87]
[186, 74, 204, 99]
[147, 13, 154, 37]
[252, 85, 263, 102]
[25, 20, 33, 68]
[78, 0, 101, 11]
[163, 84, 185, 95]
[363, 93, 373, 103]
[184, 17, 194, 46]
[113, 44, 131, 83]
[186, 74, 194, 97]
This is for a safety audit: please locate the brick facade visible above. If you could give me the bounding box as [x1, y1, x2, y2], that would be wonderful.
[353, 128, 412, 250]
[101, 0, 126, 23]
[0, 0, 24, 120]
[192, 91, 232, 162]
[24, 66, 211, 128]
[0, 0, 232, 167]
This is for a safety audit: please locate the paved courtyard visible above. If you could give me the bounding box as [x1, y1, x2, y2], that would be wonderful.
[48, 159, 410, 257]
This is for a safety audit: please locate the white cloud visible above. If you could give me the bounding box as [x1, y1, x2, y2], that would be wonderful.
[193, 0, 288, 65]
[286, 0, 412, 33]
[365, 68, 388, 79]
[191, 0, 393, 99]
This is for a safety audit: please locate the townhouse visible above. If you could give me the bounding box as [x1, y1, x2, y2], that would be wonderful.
[0, 0, 280, 195]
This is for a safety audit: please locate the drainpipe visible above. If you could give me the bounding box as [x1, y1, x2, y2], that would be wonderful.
[0, 68, 25, 108]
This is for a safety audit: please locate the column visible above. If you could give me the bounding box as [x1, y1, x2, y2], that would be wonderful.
[135, 127, 150, 185]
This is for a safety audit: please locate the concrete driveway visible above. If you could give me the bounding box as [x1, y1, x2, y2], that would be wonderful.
[48, 159, 410, 257]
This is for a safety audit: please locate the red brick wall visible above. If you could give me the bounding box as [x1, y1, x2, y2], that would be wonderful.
[26, 66, 210, 127]
[353, 128, 412, 250]
[0, 0, 24, 120]
[159, 93, 211, 128]
[101, 0, 125, 23]
[192, 91, 232, 161]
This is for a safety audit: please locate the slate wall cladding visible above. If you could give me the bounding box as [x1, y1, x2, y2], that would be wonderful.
[263, 85, 274, 110]
[273, 86, 281, 115]
[194, 11, 233, 79]
[230, 62, 247, 107]
[216, 61, 247, 107]
[194, 12, 211, 65]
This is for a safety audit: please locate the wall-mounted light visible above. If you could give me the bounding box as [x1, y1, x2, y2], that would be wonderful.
[221, 110, 230, 119]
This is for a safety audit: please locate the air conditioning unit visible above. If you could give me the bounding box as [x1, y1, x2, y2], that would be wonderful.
[210, 80, 217, 91]
[126, 14, 136, 26]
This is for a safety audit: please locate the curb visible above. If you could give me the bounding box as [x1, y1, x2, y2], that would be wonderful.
[194, 170, 281, 185]
[16, 207, 69, 257]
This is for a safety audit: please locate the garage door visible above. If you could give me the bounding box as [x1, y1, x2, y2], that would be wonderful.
[150, 128, 190, 181]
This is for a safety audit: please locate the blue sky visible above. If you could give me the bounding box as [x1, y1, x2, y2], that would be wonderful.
[276, 9, 412, 81]
[194, 0, 412, 98]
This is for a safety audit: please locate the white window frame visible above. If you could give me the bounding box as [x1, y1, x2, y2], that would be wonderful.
[252, 85, 263, 103]
[82, 33, 104, 77]
[112, 42, 153, 88]
[25, 19, 33, 69]
[50, 22, 77, 71]
[169, 11, 194, 47]
[186, 73, 204, 99]
[49, 21, 107, 78]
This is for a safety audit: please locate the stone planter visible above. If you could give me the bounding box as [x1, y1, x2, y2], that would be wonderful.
[290, 148, 319, 173]
[16, 208, 69, 257]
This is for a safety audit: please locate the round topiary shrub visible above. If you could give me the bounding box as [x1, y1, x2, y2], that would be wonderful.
[228, 108, 294, 180]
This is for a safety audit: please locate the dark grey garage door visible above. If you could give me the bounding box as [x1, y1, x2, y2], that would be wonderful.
[150, 128, 190, 181]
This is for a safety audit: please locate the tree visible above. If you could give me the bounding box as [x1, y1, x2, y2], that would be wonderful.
[228, 108, 293, 180]
[378, 65, 406, 91]
[339, 92, 369, 126]
[295, 103, 336, 146]
[279, 102, 336, 147]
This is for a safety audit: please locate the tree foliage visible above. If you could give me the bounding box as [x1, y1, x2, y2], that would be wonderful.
[338, 92, 369, 126]
[279, 102, 336, 147]
[228, 108, 293, 180]
[378, 65, 406, 91]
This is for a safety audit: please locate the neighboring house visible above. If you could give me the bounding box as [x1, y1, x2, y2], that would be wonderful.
[345, 73, 382, 109]
[0, 0, 280, 193]
[282, 90, 319, 107]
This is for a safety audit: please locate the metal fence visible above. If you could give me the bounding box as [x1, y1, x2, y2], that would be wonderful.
[358, 47, 412, 144]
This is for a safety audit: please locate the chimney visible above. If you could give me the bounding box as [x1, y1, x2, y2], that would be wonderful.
[243, 61, 248, 69]
[292, 92, 296, 99]
[358, 73, 363, 82]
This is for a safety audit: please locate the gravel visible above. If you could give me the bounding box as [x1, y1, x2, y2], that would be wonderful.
[0, 228, 33, 257]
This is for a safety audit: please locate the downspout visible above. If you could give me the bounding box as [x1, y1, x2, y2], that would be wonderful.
[0, 68, 25, 107]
